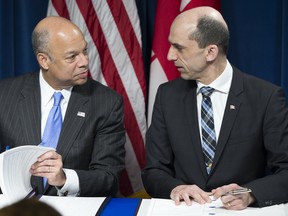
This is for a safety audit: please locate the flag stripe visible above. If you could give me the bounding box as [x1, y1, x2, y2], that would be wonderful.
[107, 0, 146, 98]
[51, 0, 70, 19]
[122, 0, 142, 45]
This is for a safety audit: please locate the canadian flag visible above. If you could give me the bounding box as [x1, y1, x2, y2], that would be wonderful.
[148, 0, 221, 125]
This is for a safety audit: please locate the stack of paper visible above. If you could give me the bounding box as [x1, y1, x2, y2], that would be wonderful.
[0, 145, 53, 204]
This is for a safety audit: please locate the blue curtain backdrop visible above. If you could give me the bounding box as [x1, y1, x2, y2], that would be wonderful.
[0, 0, 288, 96]
[0, 0, 48, 78]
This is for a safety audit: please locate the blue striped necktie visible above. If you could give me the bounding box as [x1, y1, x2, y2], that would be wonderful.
[200, 86, 216, 174]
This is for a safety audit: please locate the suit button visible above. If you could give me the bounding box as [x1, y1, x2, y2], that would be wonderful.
[63, 191, 68, 196]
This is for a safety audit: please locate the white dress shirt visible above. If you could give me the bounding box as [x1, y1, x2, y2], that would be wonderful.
[197, 60, 233, 142]
[39, 70, 80, 196]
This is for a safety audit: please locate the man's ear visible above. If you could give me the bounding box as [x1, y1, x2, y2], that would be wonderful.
[37, 53, 50, 70]
[205, 44, 218, 62]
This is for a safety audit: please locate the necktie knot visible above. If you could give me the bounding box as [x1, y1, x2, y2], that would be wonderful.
[53, 92, 63, 106]
[200, 86, 214, 97]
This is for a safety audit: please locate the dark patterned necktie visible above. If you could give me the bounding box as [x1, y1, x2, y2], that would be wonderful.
[200, 86, 216, 174]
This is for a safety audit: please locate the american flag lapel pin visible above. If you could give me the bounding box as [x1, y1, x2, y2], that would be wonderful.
[229, 105, 236, 110]
[77, 111, 85, 117]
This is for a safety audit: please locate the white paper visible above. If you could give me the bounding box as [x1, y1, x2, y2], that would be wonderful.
[146, 198, 222, 216]
[0, 145, 54, 204]
[40, 196, 106, 216]
[146, 198, 287, 216]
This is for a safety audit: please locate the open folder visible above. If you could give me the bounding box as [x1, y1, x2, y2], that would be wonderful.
[0, 145, 53, 204]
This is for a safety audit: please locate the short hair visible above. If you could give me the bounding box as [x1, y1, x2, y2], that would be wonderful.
[0, 198, 61, 216]
[189, 15, 229, 54]
[31, 29, 52, 60]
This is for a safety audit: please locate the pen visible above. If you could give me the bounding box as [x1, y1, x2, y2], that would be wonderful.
[225, 188, 252, 195]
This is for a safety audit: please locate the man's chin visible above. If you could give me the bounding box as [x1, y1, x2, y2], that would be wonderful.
[179, 73, 191, 80]
[74, 77, 88, 86]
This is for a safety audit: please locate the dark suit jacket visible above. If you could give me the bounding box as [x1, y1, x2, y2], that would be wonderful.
[142, 67, 288, 207]
[0, 72, 125, 197]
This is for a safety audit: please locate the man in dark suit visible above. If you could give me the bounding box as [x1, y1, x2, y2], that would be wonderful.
[0, 16, 125, 197]
[142, 6, 288, 210]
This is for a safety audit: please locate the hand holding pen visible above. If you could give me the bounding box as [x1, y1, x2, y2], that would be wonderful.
[212, 183, 255, 210]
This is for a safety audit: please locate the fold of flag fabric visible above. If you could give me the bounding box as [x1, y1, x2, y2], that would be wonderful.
[148, 0, 221, 126]
[47, 0, 147, 197]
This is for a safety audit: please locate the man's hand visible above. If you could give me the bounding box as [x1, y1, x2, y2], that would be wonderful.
[30, 150, 66, 187]
[170, 185, 212, 206]
[212, 183, 255, 210]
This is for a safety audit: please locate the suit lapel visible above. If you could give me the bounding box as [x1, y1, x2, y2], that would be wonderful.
[210, 68, 244, 174]
[18, 73, 41, 145]
[184, 81, 208, 178]
[56, 83, 90, 161]
[17, 73, 44, 194]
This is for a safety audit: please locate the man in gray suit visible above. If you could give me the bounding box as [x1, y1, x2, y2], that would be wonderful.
[142, 6, 288, 210]
[0, 16, 125, 197]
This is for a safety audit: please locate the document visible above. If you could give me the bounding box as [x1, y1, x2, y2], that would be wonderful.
[0, 145, 54, 204]
[40, 196, 106, 216]
[146, 198, 222, 216]
[146, 198, 287, 216]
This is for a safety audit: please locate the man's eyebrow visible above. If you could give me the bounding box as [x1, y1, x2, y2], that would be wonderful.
[170, 42, 185, 49]
[65, 51, 77, 56]
[64, 43, 88, 57]
[65, 47, 86, 56]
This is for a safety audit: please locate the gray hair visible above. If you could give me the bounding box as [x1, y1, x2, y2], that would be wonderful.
[189, 15, 229, 54]
[31, 29, 53, 60]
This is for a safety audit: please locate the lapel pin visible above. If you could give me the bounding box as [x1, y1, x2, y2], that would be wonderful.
[77, 111, 85, 117]
[229, 105, 235, 110]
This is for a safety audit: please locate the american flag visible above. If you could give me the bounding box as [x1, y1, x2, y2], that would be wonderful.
[47, 0, 147, 197]
[148, 0, 221, 126]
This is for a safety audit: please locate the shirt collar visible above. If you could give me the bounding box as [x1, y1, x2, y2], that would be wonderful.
[197, 60, 233, 95]
[39, 70, 73, 106]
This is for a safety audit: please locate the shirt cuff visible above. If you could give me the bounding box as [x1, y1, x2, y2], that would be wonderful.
[56, 168, 80, 196]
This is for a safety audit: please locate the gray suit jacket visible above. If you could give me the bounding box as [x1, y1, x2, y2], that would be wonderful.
[0, 72, 125, 196]
[142, 67, 288, 207]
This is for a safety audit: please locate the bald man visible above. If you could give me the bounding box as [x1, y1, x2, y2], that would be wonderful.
[142, 6, 288, 210]
[0, 16, 125, 197]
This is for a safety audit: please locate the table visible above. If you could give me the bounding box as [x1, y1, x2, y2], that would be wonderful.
[0, 195, 287, 216]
